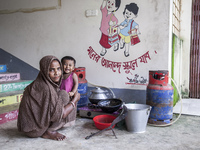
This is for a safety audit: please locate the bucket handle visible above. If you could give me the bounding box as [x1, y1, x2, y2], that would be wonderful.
[147, 108, 151, 115]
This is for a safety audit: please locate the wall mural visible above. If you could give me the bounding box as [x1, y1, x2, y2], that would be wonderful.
[87, 0, 155, 85]
[99, 0, 140, 57]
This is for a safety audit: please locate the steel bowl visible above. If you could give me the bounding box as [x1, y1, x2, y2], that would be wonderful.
[97, 98, 123, 113]
[89, 87, 108, 104]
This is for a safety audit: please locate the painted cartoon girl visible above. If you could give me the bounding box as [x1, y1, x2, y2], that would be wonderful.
[118, 3, 140, 57]
[99, 0, 121, 56]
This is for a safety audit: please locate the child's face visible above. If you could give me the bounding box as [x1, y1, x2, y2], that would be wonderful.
[124, 9, 136, 20]
[49, 60, 62, 83]
[62, 59, 75, 74]
[106, 0, 117, 12]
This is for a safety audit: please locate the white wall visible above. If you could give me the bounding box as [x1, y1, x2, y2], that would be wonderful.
[0, 0, 171, 90]
[180, 0, 192, 97]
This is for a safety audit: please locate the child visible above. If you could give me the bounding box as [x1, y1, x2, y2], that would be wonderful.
[60, 56, 78, 97]
[118, 3, 140, 57]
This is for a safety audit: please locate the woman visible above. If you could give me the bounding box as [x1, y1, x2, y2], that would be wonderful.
[17, 55, 80, 141]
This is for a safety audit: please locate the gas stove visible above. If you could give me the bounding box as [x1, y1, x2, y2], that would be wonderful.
[78, 103, 120, 118]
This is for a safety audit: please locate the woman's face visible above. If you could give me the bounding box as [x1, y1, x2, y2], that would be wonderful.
[49, 60, 62, 83]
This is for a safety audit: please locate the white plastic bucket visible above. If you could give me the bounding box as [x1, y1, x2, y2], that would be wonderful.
[125, 104, 151, 133]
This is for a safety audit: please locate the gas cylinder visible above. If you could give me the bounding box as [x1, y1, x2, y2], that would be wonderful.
[73, 67, 88, 108]
[146, 70, 174, 125]
[74, 67, 86, 81]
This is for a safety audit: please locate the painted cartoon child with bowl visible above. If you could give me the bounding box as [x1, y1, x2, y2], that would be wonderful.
[99, 0, 121, 56]
[118, 3, 140, 57]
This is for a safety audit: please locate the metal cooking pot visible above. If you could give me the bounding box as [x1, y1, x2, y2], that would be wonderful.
[89, 87, 108, 104]
[97, 98, 123, 113]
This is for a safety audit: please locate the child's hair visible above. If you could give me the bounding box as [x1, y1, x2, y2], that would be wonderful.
[123, 3, 139, 15]
[61, 56, 76, 66]
[113, 0, 121, 12]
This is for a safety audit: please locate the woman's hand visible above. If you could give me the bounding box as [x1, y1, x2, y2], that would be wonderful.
[62, 92, 80, 119]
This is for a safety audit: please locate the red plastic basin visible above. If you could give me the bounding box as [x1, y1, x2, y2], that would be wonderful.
[93, 114, 116, 130]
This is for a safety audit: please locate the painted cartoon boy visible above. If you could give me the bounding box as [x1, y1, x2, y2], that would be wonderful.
[99, 0, 121, 56]
[118, 3, 140, 57]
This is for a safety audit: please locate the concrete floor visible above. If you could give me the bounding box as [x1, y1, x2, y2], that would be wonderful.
[0, 112, 200, 150]
[173, 98, 200, 116]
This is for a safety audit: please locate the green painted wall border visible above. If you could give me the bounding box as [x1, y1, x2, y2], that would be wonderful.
[171, 33, 180, 106]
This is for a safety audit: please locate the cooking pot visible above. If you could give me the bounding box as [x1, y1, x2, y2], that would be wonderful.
[89, 87, 108, 104]
[97, 98, 123, 113]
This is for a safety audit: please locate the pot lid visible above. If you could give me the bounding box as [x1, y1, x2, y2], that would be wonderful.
[91, 87, 106, 93]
